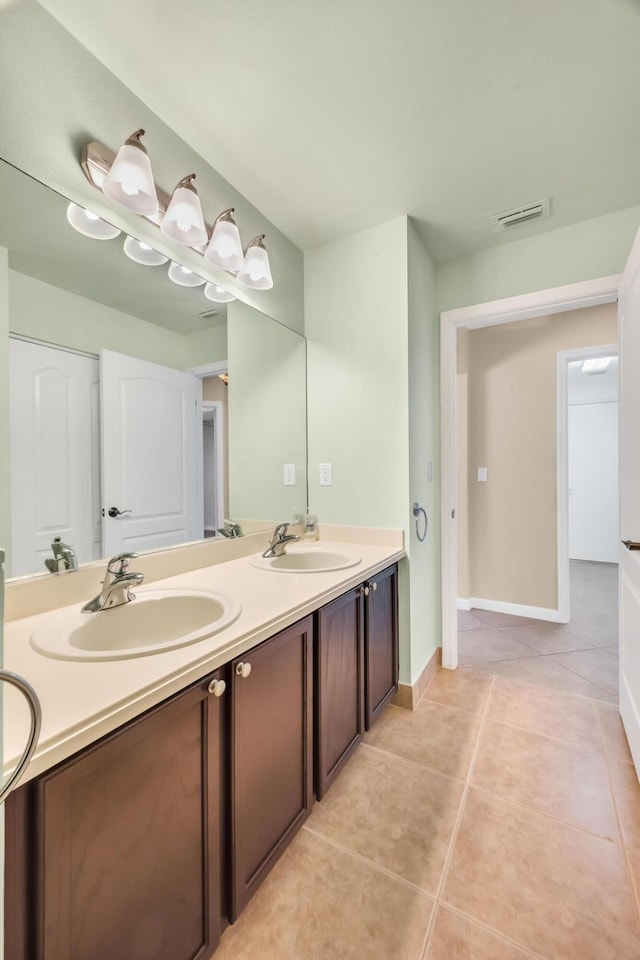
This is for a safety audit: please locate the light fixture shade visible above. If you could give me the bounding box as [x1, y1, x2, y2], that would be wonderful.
[582, 357, 614, 375]
[204, 282, 236, 303]
[204, 208, 245, 273]
[123, 236, 169, 266]
[168, 262, 206, 287]
[103, 129, 159, 216]
[237, 235, 273, 290]
[161, 174, 208, 247]
[66, 202, 121, 240]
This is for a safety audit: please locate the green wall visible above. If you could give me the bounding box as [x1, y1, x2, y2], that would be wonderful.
[0, 252, 11, 574]
[436, 204, 640, 312]
[305, 216, 439, 685]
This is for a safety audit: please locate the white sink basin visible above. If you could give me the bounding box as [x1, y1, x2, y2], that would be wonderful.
[30, 588, 242, 662]
[250, 545, 360, 573]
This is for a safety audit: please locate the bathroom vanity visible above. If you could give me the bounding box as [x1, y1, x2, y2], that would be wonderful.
[3, 535, 401, 960]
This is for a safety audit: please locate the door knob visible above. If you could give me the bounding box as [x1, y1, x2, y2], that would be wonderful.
[208, 678, 226, 697]
[236, 662, 252, 678]
[622, 540, 640, 551]
[107, 506, 132, 518]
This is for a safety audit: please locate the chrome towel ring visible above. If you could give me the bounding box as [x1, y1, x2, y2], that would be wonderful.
[0, 670, 42, 805]
[413, 502, 428, 542]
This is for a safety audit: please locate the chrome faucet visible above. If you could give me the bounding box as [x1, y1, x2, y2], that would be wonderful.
[262, 522, 301, 559]
[44, 537, 78, 574]
[82, 553, 144, 613]
[217, 519, 243, 539]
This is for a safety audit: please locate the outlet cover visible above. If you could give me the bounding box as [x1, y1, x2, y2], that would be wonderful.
[284, 464, 296, 486]
[319, 463, 333, 486]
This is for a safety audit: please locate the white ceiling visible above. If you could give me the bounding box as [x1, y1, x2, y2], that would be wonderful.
[38, 0, 640, 261]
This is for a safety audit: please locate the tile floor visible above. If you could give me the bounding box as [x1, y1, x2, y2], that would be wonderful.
[215, 665, 640, 960]
[457, 561, 619, 703]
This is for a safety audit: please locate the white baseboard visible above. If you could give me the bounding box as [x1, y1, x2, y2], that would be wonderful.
[469, 596, 568, 624]
[457, 598, 472, 611]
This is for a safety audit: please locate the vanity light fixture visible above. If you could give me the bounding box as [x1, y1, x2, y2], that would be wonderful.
[237, 235, 274, 290]
[204, 281, 236, 303]
[66, 202, 122, 240]
[123, 236, 169, 266]
[102, 130, 159, 217]
[168, 261, 206, 287]
[161, 174, 208, 247]
[204, 208, 245, 273]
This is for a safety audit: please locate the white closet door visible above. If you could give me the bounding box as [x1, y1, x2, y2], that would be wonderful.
[100, 350, 201, 557]
[9, 339, 100, 577]
[619, 224, 640, 777]
[568, 401, 619, 563]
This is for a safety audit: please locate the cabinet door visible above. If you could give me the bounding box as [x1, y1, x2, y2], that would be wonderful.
[26, 673, 225, 960]
[365, 564, 399, 730]
[315, 587, 364, 800]
[230, 617, 313, 920]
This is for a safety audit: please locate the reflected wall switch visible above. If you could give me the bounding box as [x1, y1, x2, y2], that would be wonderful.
[477, 467, 488, 482]
[319, 463, 333, 486]
[284, 464, 296, 486]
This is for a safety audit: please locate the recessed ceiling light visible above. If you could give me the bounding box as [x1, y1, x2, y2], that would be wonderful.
[123, 235, 169, 266]
[581, 357, 614, 375]
[168, 261, 206, 287]
[66, 202, 121, 240]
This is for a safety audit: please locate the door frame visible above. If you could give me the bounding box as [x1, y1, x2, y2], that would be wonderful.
[440, 274, 621, 669]
[200, 401, 225, 535]
[557, 342, 619, 618]
[188, 362, 229, 539]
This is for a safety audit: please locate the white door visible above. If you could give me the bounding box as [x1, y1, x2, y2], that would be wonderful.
[9, 339, 101, 576]
[568, 401, 619, 562]
[100, 350, 201, 556]
[619, 227, 640, 774]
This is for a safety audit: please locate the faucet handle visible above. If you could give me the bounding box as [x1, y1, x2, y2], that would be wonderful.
[107, 552, 139, 575]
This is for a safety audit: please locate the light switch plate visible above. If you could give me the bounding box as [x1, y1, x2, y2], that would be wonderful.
[319, 463, 333, 486]
[284, 464, 296, 486]
[477, 467, 488, 482]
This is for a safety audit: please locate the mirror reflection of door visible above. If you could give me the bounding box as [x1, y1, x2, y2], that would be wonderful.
[9, 339, 208, 576]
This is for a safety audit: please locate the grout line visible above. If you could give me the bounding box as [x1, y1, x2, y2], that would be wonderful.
[301, 824, 436, 901]
[593, 702, 640, 926]
[361, 742, 467, 785]
[437, 901, 550, 960]
[468, 783, 619, 846]
[483, 715, 605, 757]
[457, 662, 617, 707]
[542, 655, 618, 699]
[419, 675, 496, 959]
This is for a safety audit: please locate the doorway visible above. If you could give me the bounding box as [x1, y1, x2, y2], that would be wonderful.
[440, 274, 621, 685]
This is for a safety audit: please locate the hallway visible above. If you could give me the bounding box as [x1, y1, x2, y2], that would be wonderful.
[214, 665, 640, 959]
[457, 561, 618, 703]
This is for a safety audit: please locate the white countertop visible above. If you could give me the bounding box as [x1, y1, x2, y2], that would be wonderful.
[3, 536, 404, 784]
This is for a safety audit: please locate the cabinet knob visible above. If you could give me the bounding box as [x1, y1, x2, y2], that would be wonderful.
[208, 678, 226, 697]
[236, 661, 252, 679]
[360, 586, 370, 597]
[370, 581, 378, 592]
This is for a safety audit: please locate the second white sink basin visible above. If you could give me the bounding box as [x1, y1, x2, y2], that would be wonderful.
[30, 588, 242, 662]
[250, 545, 361, 573]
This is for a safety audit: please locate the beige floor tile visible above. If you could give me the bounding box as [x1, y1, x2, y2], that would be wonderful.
[443, 789, 640, 960]
[306, 745, 464, 895]
[471, 610, 534, 628]
[214, 829, 434, 960]
[609, 758, 640, 849]
[548, 648, 619, 696]
[424, 906, 535, 960]
[364, 699, 482, 781]
[458, 611, 488, 632]
[473, 655, 617, 703]
[597, 702, 633, 763]
[472, 721, 617, 839]
[564, 618, 619, 648]
[499, 622, 595, 656]
[423, 667, 493, 716]
[458, 628, 539, 665]
[487, 676, 601, 753]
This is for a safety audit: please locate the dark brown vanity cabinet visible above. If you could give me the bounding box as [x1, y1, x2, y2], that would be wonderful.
[315, 563, 399, 797]
[364, 564, 399, 730]
[315, 587, 365, 799]
[6, 668, 227, 960]
[229, 616, 314, 920]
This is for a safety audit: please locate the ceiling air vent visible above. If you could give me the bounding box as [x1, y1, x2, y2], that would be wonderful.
[198, 308, 220, 320]
[490, 197, 551, 232]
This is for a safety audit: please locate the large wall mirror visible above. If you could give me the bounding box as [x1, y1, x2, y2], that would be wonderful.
[0, 159, 308, 579]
